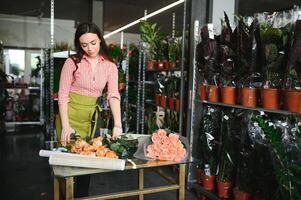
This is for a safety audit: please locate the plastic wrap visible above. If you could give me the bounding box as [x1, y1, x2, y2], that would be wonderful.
[197, 24, 219, 86]
[199, 105, 221, 175]
[133, 130, 189, 162]
[253, 115, 301, 200]
[217, 109, 236, 182]
[219, 12, 236, 87]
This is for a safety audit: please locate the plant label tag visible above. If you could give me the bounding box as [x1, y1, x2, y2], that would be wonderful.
[224, 115, 229, 120]
[207, 23, 215, 39]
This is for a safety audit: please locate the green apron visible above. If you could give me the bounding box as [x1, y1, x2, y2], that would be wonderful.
[55, 92, 102, 142]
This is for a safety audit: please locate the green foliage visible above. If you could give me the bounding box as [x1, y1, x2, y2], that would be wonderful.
[118, 67, 125, 83]
[260, 24, 292, 88]
[218, 111, 236, 182]
[103, 135, 138, 159]
[139, 20, 166, 60]
[253, 116, 301, 200]
[146, 108, 158, 135]
[108, 44, 125, 64]
[169, 39, 181, 62]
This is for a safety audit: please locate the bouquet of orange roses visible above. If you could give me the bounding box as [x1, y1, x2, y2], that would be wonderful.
[134, 129, 188, 162]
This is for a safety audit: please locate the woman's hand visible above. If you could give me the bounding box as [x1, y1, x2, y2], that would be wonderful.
[112, 126, 122, 139]
[60, 126, 75, 146]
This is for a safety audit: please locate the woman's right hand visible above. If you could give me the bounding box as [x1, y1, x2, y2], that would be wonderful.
[60, 126, 74, 146]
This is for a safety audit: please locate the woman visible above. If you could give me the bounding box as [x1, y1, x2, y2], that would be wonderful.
[58, 22, 122, 146]
[57, 23, 122, 197]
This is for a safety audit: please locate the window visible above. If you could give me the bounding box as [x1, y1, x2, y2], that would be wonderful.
[4, 49, 25, 77]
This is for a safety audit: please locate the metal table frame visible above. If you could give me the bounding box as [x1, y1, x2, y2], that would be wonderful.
[52, 159, 188, 200]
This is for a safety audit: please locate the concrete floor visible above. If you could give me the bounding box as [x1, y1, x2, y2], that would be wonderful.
[0, 126, 198, 200]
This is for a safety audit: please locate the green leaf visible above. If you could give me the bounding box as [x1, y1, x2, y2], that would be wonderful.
[110, 143, 120, 152]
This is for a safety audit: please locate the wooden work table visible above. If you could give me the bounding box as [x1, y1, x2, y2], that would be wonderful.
[52, 158, 192, 200]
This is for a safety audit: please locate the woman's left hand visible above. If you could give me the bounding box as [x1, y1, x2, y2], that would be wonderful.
[112, 126, 122, 138]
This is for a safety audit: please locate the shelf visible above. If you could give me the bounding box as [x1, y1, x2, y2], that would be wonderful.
[195, 99, 297, 115]
[146, 67, 181, 72]
[5, 86, 40, 90]
[129, 80, 155, 85]
[5, 121, 41, 125]
[191, 183, 221, 200]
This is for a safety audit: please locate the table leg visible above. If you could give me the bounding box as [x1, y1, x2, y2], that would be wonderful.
[178, 164, 186, 200]
[65, 177, 74, 200]
[54, 177, 59, 200]
[139, 169, 144, 200]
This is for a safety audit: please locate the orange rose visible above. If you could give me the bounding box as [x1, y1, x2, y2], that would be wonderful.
[169, 133, 180, 145]
[83, 144, 96, 152]
[157, 129, 167, 137]
[105, 150, 118, 159]
[96, 146, 109, 157]
[92, 136, 103, 147]
[151, 132, 160, 143]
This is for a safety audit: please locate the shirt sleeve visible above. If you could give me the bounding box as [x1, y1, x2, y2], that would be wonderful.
[58, 58, 76, 105]
[107, 62, 121, 101]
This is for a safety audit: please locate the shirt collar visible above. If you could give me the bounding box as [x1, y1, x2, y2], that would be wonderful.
[82, 54, 105, 62]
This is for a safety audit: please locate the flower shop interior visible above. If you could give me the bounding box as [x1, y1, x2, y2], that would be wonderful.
[0, 0, 301, 200]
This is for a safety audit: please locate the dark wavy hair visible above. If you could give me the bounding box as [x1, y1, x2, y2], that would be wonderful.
[71, 22, 114, 75]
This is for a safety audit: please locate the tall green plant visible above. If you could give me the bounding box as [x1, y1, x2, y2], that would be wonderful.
[139, 21, 163, 59]
[253, 116, 301, 200]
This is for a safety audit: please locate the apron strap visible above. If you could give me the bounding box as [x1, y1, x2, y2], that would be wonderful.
[90, 103, 102, 138]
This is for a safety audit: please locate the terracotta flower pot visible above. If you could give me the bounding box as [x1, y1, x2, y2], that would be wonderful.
[157, 61, 164, 70]
[217, 180, 232, 198]
[175, 98, 180, 112]
[118, 82, 126, 92]
[234, 190, 251, 200]
[199, 194, 207, 200]
[283, 90, 301, 113]
[155, 94, 161, 106]
[199, 84, 207, 101]
[196, 169, 204, 185]
[168, 97, 175, 110]
[261, 88, 279, 109]
[163, 60, 169, 69]
[160, 95, 167, 108]
[169, 61, 177, 69]
[207, 85, 219, 102]
[240, 87, 257, 107]
[221, 86, 236, 104]
[147, 60, 157, 70]
[202, 175, 215, 191]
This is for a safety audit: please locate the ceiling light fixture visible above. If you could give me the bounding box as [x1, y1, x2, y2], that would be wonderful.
[103, 0, 184, 39]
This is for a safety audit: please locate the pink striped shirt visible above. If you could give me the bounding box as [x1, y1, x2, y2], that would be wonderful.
[58, 55, 120, 105]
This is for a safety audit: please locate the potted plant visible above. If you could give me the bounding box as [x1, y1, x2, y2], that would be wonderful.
[155, 37, 169, 69]
[199, 106, 221, 191]
[217, 111, 235, 199]
[234, 132, 253, 200]
[219, 12, 237, 105]
[145, 108, 158, 135]
[108, 43, 125, 64]
[236, 17, 261, 107]
[139, 20, 162, 70]
[118, 67, 126, 92]
[168, 37, 181, 69]
[283, 20, 301, 113]
[253, 116, 301, 200]
[260, 22, 291, 109]
[154, 73, 165, 107]
[197, 24, 219, 102]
